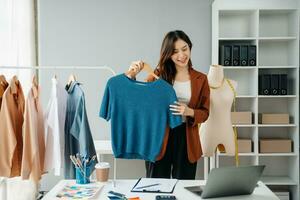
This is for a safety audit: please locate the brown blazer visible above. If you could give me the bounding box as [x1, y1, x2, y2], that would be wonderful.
[147, 67, 210, 163]
[0, 76, 25, 177]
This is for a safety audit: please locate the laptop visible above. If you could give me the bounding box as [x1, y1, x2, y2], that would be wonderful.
[185, 165, 265, 199]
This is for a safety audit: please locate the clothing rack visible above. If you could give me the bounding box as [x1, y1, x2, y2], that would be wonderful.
[1, 66, 211, 188]
[0, 65, 116, 75]
[0, 65, 118, 187]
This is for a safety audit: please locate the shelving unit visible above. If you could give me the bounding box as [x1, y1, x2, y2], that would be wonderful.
[212, 0, 299, 199]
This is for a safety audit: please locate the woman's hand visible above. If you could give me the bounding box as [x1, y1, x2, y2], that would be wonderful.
[169, 101, 194, 117]
[126, 60, 144, 78]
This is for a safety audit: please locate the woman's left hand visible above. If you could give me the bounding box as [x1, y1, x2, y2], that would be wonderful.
[169, 101, 194, 117]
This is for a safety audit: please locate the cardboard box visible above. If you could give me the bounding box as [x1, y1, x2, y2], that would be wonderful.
[260, 139, 292, 153]
[274, 191, 290, 200]
[231, 112, 252, 124]
[259, 113, 289, 124]
[238, 139, 252, 153]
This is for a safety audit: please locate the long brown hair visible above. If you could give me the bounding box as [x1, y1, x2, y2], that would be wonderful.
[157, 30, 193, 84]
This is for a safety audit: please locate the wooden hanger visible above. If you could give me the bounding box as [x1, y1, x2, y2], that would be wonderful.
[0, 75, 5, 97]
[0, 75, 8, 86]
[67, 73, 76, 86]
[0, 75, 8, 99]
[0, 75, 5, 83]
[10, 76, 18, 94]
[32, 75, 38, 87]
[0, 86, 3, 97]
[127, 62, 159, 80]
[143, 63, 159, 79]
[32, 75, 38, 98]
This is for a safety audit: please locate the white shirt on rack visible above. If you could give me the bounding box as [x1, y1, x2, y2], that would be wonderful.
[44, 78, 67, 176]
[173, 80, 191, 122]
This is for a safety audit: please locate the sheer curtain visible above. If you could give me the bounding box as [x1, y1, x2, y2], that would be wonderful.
[0, 0, 37, 200]
[0, 0, 36, 95]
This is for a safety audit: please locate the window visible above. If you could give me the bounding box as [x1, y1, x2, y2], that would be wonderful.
[0, 0, 37, 95]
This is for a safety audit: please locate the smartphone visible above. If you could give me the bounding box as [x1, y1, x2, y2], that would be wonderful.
[155, 195, 176, 200]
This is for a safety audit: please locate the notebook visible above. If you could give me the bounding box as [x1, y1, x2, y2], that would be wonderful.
[131, 178, 178, 193]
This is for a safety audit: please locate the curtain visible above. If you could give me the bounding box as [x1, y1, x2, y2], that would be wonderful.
[0, 0, 36, 95]
[0, 0, 37, 200]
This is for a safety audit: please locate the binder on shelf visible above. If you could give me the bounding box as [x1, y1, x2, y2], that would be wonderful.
[240, 45, 248, 66]
[131, 178, 178, 193]
[271, 74, 280, 95]
[248, 45, 256, 66]
[232, 45, 240, 66]
[220, 45, 232, 66]
[259, 74, 271, 95]
[280, 74, 288, 95]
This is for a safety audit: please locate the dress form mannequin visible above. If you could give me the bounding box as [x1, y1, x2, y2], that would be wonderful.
[200, 65, 237, 172]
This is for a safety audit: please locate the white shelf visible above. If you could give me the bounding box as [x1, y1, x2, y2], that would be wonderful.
[223, 66, 257, 69]
[258, 124, 296, 127]
[213, 2, 299, 199]
[219, 37, 257, 40]
[224, 69, 257, 95]
[259, 9, 298, 38]
[258, 95, 297, 98]
[218, 153, 256, 156]
[261, 176, 297, 186]
[259, 37, 297, 41]
[232, 124, 256, 127]
[258, 40, 297, 66]
[258, 153, 297, 156]
[258, 66, 298, 69]
[219, 10, 257, 38]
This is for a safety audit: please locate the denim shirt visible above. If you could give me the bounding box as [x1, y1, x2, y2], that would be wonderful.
[64, 81, 97, 179]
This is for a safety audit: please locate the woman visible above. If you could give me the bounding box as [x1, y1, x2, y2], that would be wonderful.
[126, 30, 210, 179]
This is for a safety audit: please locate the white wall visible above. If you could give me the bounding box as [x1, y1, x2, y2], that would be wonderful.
[38, 0, 213, 191]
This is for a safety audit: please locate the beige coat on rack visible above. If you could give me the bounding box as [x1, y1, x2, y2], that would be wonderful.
[200, 65, 237, 156]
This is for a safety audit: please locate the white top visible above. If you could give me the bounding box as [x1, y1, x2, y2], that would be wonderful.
[42, 180, 279, 200]
[43, 78, 68, 176]
[173, 80, 191, 122]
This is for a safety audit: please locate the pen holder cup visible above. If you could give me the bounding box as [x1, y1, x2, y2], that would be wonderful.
[75, 165, 91, 184]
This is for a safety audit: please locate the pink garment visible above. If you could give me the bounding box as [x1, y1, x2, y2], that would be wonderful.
[21, 82, 45, 182]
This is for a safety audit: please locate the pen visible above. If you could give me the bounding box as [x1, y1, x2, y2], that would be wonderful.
[108, 191, 126, 198]
[135, 183, 161, 189]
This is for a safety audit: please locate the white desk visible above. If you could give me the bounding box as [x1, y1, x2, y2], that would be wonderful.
[43, 180, 279, 200]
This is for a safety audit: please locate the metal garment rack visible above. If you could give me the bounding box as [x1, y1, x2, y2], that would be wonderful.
[0, 65, 118, 187]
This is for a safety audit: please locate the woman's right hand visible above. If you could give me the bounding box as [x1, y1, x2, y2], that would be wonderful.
[126, 60, 144, 78]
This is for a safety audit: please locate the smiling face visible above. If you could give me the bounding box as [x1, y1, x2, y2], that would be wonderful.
[171, 39, 191, 69]
[158, 30, 193, 84]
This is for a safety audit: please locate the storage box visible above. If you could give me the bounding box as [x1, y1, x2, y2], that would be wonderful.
[259, 113, 289, 124]
[260, 139, 292, 153]
[238, 139, 252, 153]
[274, 191, 290, 200]
[231, 112, 252, 124]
